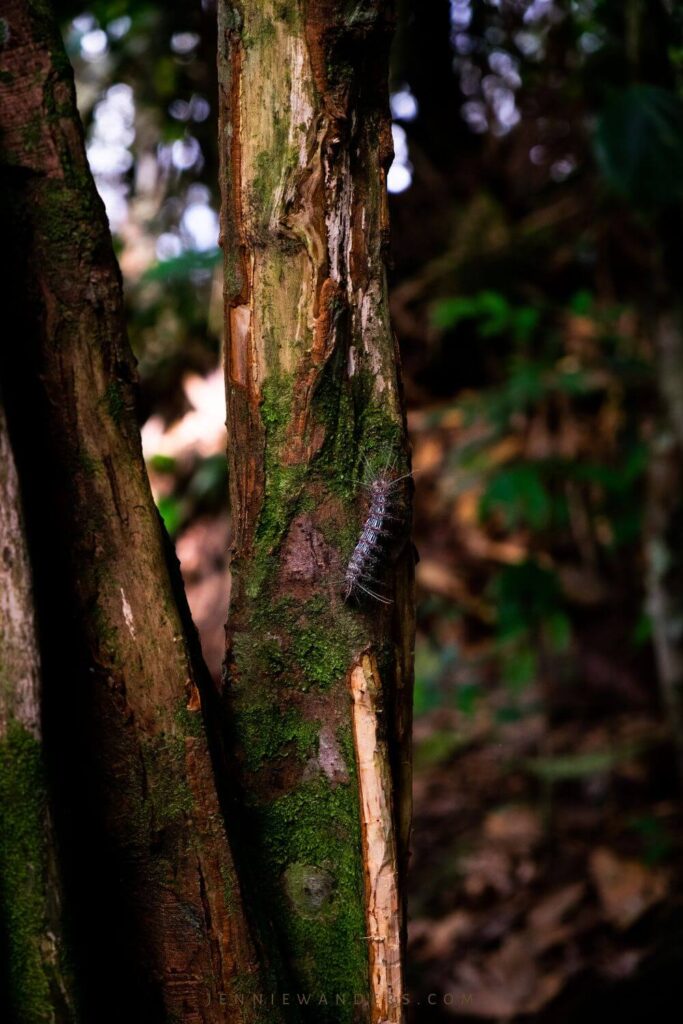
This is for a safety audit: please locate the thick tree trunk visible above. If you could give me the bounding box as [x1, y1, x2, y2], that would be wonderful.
[218, 3, 414, 1021]
[0, 396, 76, 1024]
[0, 3, 274, 1021]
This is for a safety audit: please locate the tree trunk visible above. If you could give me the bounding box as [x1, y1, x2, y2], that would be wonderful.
[646, 313, 683, 786]
[0, 395, 76, 1024]
[0, 3, 274, 1020]
[218, 3, 414, 1021]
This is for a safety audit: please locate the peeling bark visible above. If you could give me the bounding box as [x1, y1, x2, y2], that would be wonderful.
[218, 1, 413, 1019]
[0, 3, 271, 1020]
[350, 656, 403, 1024]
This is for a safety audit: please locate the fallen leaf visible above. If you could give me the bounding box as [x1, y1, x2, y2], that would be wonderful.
[589, 847, 668, 929]
[449, 934, 566, 1018]
[461, 847, 512, 897]
[484, 805, 542, 852]
[528, 882, 586, 952]
[410, 911, 475, 961]
[598, 947, 646, 980]
[529, 882, 586, 934]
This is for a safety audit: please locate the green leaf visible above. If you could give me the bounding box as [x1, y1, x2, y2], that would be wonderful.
[505, 361, 545, 408]
[156, 496, 183, 537]
[413, 641, 445, 714]
[414, 730, 470, 770]
[148, 453, 176, 474]
[430, 290, 511, 335]
[629, 815, 673, 866]
[502, 647, 537, 691]
[511, 306, 540, 343]
[456, 683, 481, 716]
[525, 745, 645, 782]
[570, 290, 594, 315]
[189, 454, 228, 504]
[543, 611, 572, 653]
[493, 562, 561, 636]
[496, 704, 524, 724]
[481, 464, 552, 530]
[595, 85, 683, 207]
[477, 291, 512, 336]
[633, 612, 652, 647]
[430, 295, 479, 329]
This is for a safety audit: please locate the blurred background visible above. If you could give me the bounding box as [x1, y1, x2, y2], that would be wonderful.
[54, 0, 683, 1019]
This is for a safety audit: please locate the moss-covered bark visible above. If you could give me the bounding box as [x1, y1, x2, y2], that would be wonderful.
[0, 3, 276, 1021]
[218, 3, 414, 1021]
[0, 397, 76, 1023]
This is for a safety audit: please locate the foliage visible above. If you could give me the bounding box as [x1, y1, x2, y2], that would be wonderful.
[595, 86, 683, 207]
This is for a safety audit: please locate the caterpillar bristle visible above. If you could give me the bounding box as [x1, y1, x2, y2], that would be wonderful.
[343, 458, 412, 605]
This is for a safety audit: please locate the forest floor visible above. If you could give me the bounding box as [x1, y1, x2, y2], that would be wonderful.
[406, 702, 683, 1023]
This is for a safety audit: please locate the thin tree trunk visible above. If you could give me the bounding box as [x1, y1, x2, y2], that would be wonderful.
[646, 313, 683, 786]
[0, 396, 76, 1024]
[0, 3, 275, 1020]
[218, 3, 414, 1021]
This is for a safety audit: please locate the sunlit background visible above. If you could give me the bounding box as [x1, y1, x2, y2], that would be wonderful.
[57, 0, 683, 1019]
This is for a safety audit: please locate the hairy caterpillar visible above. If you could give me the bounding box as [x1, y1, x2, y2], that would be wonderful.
[343, 463, 412, 604]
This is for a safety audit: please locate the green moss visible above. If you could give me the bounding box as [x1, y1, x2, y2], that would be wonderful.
[222, 247, 242, 301]
[38, 188, 77, 245]
[139, 731, 194, 835]
[325, 57, 355, 92]
[353, 375, 405, 475]
[227, 594, 370, 1013]
[234, 702, 317, 772]
[310, 347, 357, 499]
[220, 861, 239, 915]
[23, 113, 43, 153]
[90, 602, 120, 663]
[251, 111, 288, 216]
[31, 180, 105, 288]
[290, 627, 348, 690]
[0, 722, 58, 1023]
[250, 363, 405, 604]
[233, 623, 287, 681]
[174, 701, 204, 739]
[249, 112, 300, 235]
[261, 371, 294, 435]
[289, 597, 364, 691]
[104, 381, 125, 424]
[251, 776, 368, 1020]
[274, 3, 297, 26]
[247, 374, 306, 596]
[75, 449, 100, 477]
[233, 593, 364, 700]
[310, 364, 407, 561]
[253, 14, 276, 45]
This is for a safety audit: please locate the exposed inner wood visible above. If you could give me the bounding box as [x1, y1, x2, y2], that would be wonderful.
[351, 655, 403, 1024]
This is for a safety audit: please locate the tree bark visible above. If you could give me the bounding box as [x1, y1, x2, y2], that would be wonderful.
[218, 3, 414, 1021]
[0, 3, 274, 1020]
[645, 313, 683, 787]
[0, 395, 76, 1023]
